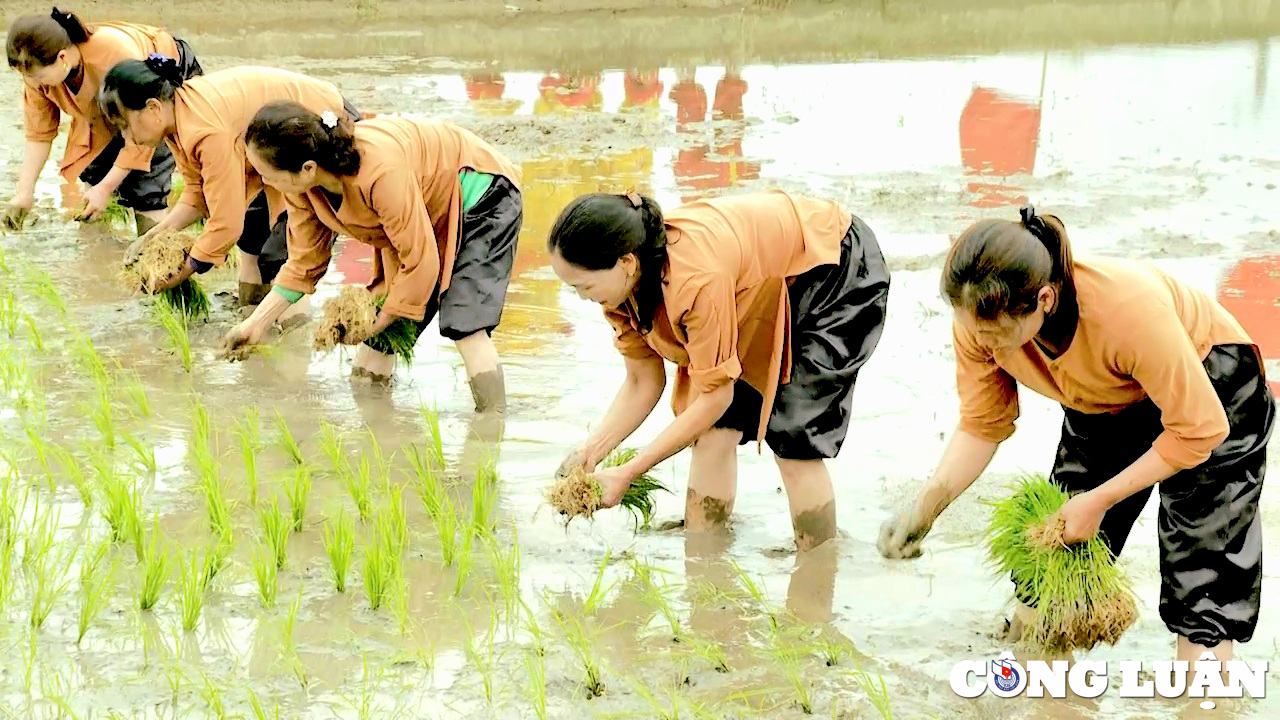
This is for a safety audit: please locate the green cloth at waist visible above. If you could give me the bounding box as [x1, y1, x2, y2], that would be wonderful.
[459, 170, 495, 213]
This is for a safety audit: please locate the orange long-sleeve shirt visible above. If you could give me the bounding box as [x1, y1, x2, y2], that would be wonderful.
[165, 66, 347, 266]
[22, 21, 178, 181]
[604, 191, 851, 444]
[271, 116, 521, 321]
[954, 257, 1257, 470]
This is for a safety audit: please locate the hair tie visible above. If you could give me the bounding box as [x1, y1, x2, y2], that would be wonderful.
[320, 110, 338, 130]
[144, 53, 184, 86]
[625, 192, 642, 209]
[1019, 204, 1049, 240]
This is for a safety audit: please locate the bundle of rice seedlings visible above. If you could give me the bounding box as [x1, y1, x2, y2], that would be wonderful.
[313, 286, 419, 364]
[119, 230, 211, 322]
[986, 474, 1138, 654]
[70, 197, 132, 228]
[547, 448, 671, 530]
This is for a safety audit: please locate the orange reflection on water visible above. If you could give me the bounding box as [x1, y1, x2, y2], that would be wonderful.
[1218, 256, 1280, 395]
[959, 85, 1043, 209]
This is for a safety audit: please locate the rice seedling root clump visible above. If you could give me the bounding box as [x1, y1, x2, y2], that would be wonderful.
[547, 448, 670, 530]
[986, 474, 1138, 654]
[119, 230, 211, 320]
[313, 287, 418, 363]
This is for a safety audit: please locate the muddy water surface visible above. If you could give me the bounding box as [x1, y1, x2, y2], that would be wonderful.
[1, 4, 1279, 719]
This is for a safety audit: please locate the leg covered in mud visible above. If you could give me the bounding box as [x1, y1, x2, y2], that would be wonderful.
[685, 427, 740, 532]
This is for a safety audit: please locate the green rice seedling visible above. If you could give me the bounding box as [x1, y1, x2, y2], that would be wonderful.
[71, 334, 112, 388]
[813, 632, 855, 667]
[24, 426, 56, 490]
[452, 528, 475, 597]
[274, 409, 303, 465]
[22, 492, 58, 567]
[260, 497, 290, 570]
[547, 447, 672, 530]
[629, 674, 694, 720]
[848, 660, 894, 720]
[554, 610, 606, 698]
[463, 618, 497, 704]
[77, 538, 119, 643]
[419, 405, 446, 468]
[91, 452, 142, 551]
[581, 549, 618, 615]
[138, 518, 171, 611]
[0, 290, 18, 337]
[317, 421, 345, 476]
[728, 558, 778, 634]
[360, 517, 399, 611]
[384, 482, 407, 554]
[986, 475, 1138, 653]
[118, 370, 151, 418]
[433, 489, 461, 567]
[390, 565, 410, 634]
[203, 530, 233, 588]
[21, 312, 43, 351]
[22, 629, 37, 693]
[178, 547, 209, 632]
[163, 279, 212, 323]
[345, 455, 374, 523]
[122, 433, 157, 475]
[524, 648, 549, 720]
[252, 542, 278, 608]
[97, 196, 134, 228]
[234, 415, 260, 507]
[469, 459, 499, 540]
[282, 591, 309, 688]
[28, 527, 77, 629]
[29, 268, 67, 321]
[39, 666, 78, 720]
[247, 689, 281, 720]
[521, 600, 547, 657]
[155, 301, 194, 372]
[322, 506, 355, 592]
[775, 647, 814, 714]
[488, 531, 521, 621]
[640, 576, 683, 641]
[199, 671, 228, 720]
[164, 627, 186, 707]
[285, 465, 312, 533]
[684, 634, 730, 673]
[88, 384, 116, 450]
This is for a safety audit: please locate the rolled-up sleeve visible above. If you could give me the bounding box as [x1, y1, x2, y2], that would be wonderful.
[23, 85, 60, 143]
[678, 273, 741, 394]
[1113, 305, 1229, 470]
[187, 135, 248, 265]
[953, 322, 1020, 443]
[272, 192, 337, 294]
[603, 306, 659, 360]
[368, 168, 438, 321]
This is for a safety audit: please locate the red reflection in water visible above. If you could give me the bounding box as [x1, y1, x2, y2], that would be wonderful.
[959, 85, 1042, 209]
[1218, 257, 1280, 394]
[671, 70, 761, 203]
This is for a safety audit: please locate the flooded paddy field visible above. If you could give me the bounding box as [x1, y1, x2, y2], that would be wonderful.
[1, 0, 1280, 717]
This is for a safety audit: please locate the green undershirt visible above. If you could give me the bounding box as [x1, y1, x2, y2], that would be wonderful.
[273, 169, 496, 305]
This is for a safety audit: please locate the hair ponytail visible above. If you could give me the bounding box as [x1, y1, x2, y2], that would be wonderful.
[6, 7, 92, 71]
[942, 205, 1080, 345]
[548, 192, 668, 331]
[245, 101, 362, 177]
[49, 8, 89, 44]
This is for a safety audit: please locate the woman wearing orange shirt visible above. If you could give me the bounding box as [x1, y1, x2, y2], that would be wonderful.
[98, 59, 360, 308]
[219, 102, 522, 412]
[878, 207, 1273, 663]
[3, 8, 201, 234]
[549, 191, 891, 552]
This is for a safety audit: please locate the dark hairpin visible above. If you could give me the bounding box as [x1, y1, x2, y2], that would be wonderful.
[1019, 204, 1048, 239]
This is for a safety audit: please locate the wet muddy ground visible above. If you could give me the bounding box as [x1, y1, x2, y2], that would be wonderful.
[1, 2, 1279, 718]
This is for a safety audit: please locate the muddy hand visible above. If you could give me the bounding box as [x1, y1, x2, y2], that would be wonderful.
[2, 204, 30, 231]
[123, 236, 147, 266]
[555, 446, 589, 480]
[877, 506, 935, 560]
